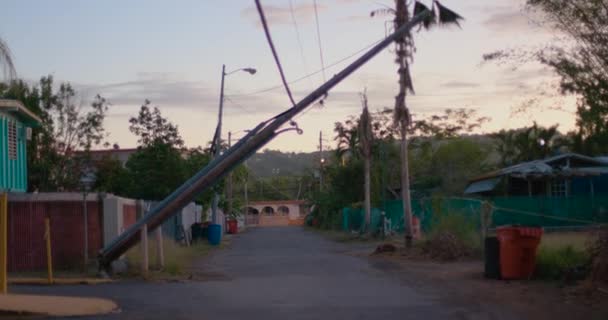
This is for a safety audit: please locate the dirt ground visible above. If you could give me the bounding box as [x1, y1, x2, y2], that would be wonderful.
[368, 250, 608, 320]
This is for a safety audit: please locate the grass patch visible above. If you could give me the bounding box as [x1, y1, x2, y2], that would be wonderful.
[534, 245, 589, 280]
[125, 237, 212, 278]
[533, 232, 593, 280]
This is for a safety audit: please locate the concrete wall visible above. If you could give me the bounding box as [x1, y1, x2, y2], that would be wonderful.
[247, 201, 309, 227]
[102, 195, 137, 246]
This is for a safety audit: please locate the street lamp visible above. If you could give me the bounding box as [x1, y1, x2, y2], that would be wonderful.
[79, 171, 96, 271]
[211, 65, 256, 227]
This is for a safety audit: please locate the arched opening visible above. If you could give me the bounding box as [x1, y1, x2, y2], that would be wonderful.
[245, 207, 260, 225]
[277, 206, 289, 216]
[262, 206, 275, 216]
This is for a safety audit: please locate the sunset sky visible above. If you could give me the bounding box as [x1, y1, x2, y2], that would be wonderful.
[1, 0, 575, 152]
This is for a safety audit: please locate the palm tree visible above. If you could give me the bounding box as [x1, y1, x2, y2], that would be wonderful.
[333, 119, 359, 166]
[372, 1, 462, 247]
[0, 37, 16, 80]
[359, 92, 373, 230]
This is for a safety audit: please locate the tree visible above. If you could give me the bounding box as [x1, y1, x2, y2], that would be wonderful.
[358, 92, 373, 230]
[493, 122, 563, 166]
[126, 101, 189, 200]
[129, 100, 184, 148]
[412, 108, 490, 139]
[94, 155, 130, 195]
[125, 142, 186, 200]
[431, 139, 488, 194]
[0, 76, 110, 190]
[527, 0, 608, 155]
[373, 0, 463, 247]
[485, 0, 608, 155]
[0, 37, 16, 80]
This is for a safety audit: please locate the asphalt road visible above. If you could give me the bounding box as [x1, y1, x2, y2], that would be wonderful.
[15, 227, 518, 320]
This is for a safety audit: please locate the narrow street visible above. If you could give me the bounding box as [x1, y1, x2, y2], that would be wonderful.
[15, 227, 518, 319]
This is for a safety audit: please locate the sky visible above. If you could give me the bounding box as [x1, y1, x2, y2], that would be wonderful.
[0, 0, 575, 152]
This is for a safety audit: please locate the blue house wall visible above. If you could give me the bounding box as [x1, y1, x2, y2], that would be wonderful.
[0, 111, 28, 192]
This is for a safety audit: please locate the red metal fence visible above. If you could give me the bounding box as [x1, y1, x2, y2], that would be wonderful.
[7, 200, 102, 271]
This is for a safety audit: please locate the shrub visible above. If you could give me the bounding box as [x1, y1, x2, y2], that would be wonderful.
[534, 245, 589, 280]
[422, 210, 480, 261]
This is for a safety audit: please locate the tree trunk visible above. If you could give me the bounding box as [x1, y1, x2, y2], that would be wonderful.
[364, 156, 371, 231]
[400, 123, 413, 247]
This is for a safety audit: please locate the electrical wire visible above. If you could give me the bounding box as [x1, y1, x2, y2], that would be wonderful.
[312, 0, 326, 82]
[230, 38, 382, 98]
[254, 0, 297, 107]
[288, 0, 312, 88]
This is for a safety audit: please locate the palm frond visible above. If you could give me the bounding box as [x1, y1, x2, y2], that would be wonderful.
[0, 37, 16, 81]
[414, 1, 436, 29]
[433, 1, 464, 27]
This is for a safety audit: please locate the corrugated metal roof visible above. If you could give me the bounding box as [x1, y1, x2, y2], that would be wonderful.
[464, 177, 501, 194]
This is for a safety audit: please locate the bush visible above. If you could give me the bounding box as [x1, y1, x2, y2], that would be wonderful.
[422, 210, 480, 261]
[534, 245, 589, 280]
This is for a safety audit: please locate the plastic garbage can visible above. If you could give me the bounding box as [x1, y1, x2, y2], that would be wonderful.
[207, 223, 222, 246]
[484, 236, 500, 279]
[227, 219, 238, 234]
[497, 226, 543, 279]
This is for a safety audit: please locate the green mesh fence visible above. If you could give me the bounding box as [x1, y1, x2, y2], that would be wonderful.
[341, 195, 608, 233]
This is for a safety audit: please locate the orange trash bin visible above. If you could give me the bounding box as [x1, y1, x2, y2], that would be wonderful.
[496, 226, 543, 280]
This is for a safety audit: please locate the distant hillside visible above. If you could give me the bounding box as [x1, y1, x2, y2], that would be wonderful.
[246, 149, 331, 177]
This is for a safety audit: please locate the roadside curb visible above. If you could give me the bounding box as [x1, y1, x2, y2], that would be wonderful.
[0, 293, 119, 317]
[8, 278, 113, 286]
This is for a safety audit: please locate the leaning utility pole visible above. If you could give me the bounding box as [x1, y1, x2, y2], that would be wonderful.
[98, 9, 434, 269]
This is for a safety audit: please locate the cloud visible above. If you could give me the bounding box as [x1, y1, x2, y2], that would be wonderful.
[77, 72, 284, 117]
[241, 2, 327, 27]
[441, 81, 480, 89]
[481, 5, 547, 35]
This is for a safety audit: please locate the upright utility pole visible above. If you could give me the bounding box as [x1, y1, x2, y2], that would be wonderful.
[211, 64, 226, 225]
[227, 131, 233, 218]
[319, 131, 324, 191]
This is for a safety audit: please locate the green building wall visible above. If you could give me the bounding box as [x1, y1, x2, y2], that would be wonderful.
[0, 112, 28, 192]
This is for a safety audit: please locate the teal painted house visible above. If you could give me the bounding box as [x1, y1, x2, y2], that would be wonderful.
[0, 99, 41, 192]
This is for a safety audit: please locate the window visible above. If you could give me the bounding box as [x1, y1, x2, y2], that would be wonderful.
[7, 120, 17, 160]
[551, 179, 567, 197]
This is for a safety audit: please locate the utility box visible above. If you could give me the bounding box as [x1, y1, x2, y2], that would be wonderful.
[0, 99, 41, 192]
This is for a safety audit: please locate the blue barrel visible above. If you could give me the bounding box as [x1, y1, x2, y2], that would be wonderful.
[207, 224, 222, 245]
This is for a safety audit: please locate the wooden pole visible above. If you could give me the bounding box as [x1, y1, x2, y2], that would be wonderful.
[140, 224, 148, 276]
[155, 227, 164, 269]
[0, 192, 7, 293]
[44, 217, 53, 284]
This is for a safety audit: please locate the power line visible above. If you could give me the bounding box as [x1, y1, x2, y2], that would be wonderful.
[312, 0, 326, 82]
[288, 0, 312, 88]
[223, 96, 253, 113]
[230, 38, 382, 98]
[254, 0, 297, 107]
